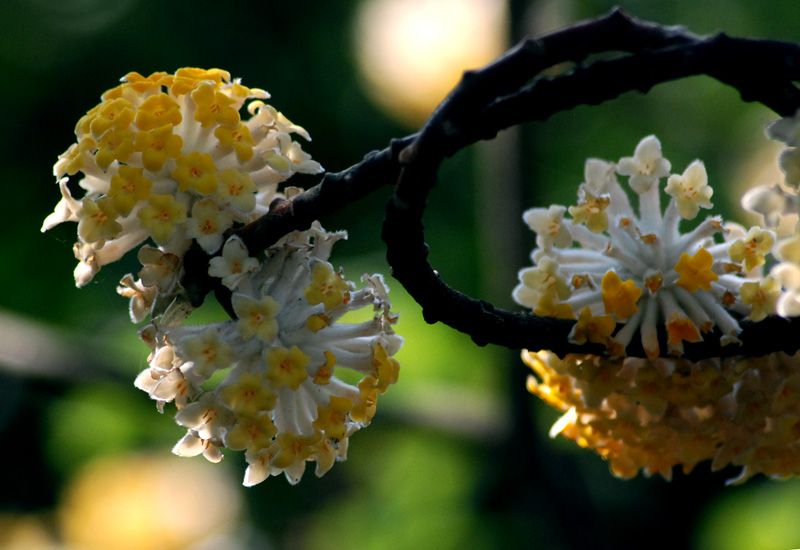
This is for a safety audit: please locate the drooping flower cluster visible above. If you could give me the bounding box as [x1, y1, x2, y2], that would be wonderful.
[43, 69, 403, 485]
[136, 225, 402, 485]
[743, 110, 800, 317]
[42, 68, 321, 286]
[514, 136, 780, 358]
[524, 350, 800, 484]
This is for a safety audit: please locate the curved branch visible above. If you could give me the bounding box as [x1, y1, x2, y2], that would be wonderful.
[382, 9, 800, 359]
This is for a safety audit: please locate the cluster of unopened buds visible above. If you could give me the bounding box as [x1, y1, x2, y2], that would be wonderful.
[515, 134, 800, 482]
[42, 68, 403, 485]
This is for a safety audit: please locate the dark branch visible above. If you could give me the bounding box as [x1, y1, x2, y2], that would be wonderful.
[382, 9, 800, 360]
[179, 8, 800, 360]
[181, 135, 417, 309]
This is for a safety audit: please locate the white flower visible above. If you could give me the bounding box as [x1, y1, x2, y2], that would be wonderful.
[616, 135, 671, 193]
[184, 199, 233, 253]
[522, 205, 571, 250]
[208, 236, 260, 290]
[664, 160, 713, 220]
[582, 159, 617, 195]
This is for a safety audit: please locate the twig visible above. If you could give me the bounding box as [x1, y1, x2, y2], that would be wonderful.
[179, 8, 800, 360]
[382, 9, 800, 359]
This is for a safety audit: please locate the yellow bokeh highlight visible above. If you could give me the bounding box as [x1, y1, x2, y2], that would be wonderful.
[59, 453, 241, 550]
[353, 0, 508, 126]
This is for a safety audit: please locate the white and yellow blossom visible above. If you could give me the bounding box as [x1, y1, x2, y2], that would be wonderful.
[524, 350, 800, 484]
[514, 136, 780, 358]
[664, 160, 713, 220]
[522, 205, 571, 251]
[48, 69, 403, 488]
[208, 235, 260, 290]
[134, 224, 403, 485]
[42, 68, 323, 286]
[616, 134, 671, 193]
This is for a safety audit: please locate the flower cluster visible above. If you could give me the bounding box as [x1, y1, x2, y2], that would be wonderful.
[136, 225, 402, 485]
[514, 136, 780, 358]
[743, 110, 800, 317]
[43, 69, 403, 485]
[42, 68, 321, 286]
[524, 350, 800, 484]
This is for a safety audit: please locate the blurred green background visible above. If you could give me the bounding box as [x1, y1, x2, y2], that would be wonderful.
[2, 0, 800, 548]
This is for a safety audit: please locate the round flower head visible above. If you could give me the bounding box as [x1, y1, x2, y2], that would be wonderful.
[524, 349, 800, 484]
[42, 68, 323, 286]
[513, 136, 780, 358]
[134, 224, 403, 485]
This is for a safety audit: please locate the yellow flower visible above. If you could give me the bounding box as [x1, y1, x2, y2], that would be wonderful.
[114, 70, 168, 95]
[217, 169, 257, 212]
[533, 294, 575, 319]
[313, 396, 353, 441]
[219, 372, 277, 414]
[178, 328, 234, 378]
[134, 124, 183, 172]
[740, 277, 781, 322]
[170, 67, 229, 96]
[192, 83, 239, 128]
[95, 128, 135, 169]
[172, 152, 218, 194]
[108, 165, 152, 216]
[312, 350, 336, 384]
[224, 413, 278, 452]
[601, 271, 642, 318]
[271, 431, 322, 469]
[54, 136, 95, 178]
[265, 346, 310, 390]
[185, 198, 233, 253]
[134, 93, 182, 131]
[232, 294, 281, 342]
[515, 256, 571, 308]
[665, 314, 702, 355]
[674, 248, 718, 292]
[89, 98, 135, 135]
[215, 123, 256, 162]
[569, 190, 610, 233]
[373, 343, 400, 394]
[350, 377, 378, 424]
[136, 194, 187, 244]
[77, 197, 123, 243]
[728, 226, 775, 272]
[303, 262, 350, 310]
[570, 306, 616, 346]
